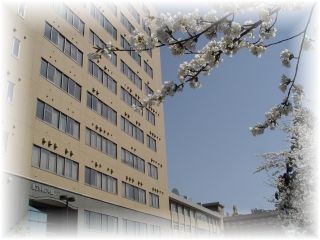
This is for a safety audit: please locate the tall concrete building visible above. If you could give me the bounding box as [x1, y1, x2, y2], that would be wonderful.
[1, 1, 224, 237]
[1, 0, 170, 236]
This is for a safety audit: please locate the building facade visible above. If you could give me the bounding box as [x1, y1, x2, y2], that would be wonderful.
[1, 0, 171, 236]
[223, 209, 283, 236]
[169, 192, 224, 236]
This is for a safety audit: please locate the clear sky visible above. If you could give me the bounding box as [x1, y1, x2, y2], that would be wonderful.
[154, 2, 315, 214]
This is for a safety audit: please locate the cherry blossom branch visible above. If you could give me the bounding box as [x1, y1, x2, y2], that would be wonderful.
[282, 3, 317, 105]
[250, 3, 316, 136]
[264, 31, 304, 48]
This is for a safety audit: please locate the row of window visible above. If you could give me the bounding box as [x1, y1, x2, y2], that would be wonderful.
[86, 168, 159, 207]
[86, 92, 117, 125]
[84, 210, 118, 233]
[171, 202, 194, 218]
[85, 166, 117, 194]
[88, 59, 117, 94]
[35, 98, 156, 151]
[85, 128, 117, 159]
[121, 60, 142, 90]
[40, 57, 155, 127]
[121, 148, 145, 173]
[123, 219, 147, 235]
[170, 202, 216, 224]
[40, 58, 81, 101]
[59, 3, 85, 35]
[44, 22, 83, 66]
[120, 13, 135, 34]
[120, 117, 144, 144]
[31, 145, 159, 202]
[144, 61, 153, 79]
[90, 4, 117, 40]
[89, 30, 117, 66]
[122, 182, 146, 204]
[36, 99, 80, 139]
[84, 209, 161, 235]
[40, 57, 154, 127]
[32, 145, 78, 181]
[121, 87, 142, 115]
[120, 35, 141, 66]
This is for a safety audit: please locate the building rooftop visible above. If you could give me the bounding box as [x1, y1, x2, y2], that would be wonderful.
[169, 192, 222, 218]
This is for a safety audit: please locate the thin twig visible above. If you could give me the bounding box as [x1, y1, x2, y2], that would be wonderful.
[283, 3, 317, 104]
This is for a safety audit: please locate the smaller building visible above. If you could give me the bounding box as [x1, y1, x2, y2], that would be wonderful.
[223, 209, 283, 236]
[169, 192, 224, 236]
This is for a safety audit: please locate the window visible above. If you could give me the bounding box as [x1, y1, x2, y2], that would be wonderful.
[144, 84, 154, 96]
[59, 4, 85, 35]
[6, 81, 15, 103]
[87, 92, 117, 125]
[85, 128, 117, 159]
[89, 30, 117, 66]
[144, 61, 153, 79]
[18, 2, 26, 18]
[147, 135, 156, 151]
[120, 117, 144, 143]
[170, 203, 177, 212]
[149, 225, 161, 234]
[122, 219, 148, 235]
[120, 60, 142, 90]
[120, 13, 135, 34]
[127, 4, 140, 24]
[84, 210, 118, 233]
[122, 182, 146, 204]
[148, 163, 158, 179]
[85, 167, 117, 194]
[121, 87, 142, 115]
[40, 58, 81, 101]
[31, 145, 78, 180]
[121, 148, 145, 173]
[149, 193, 159, 208]
[36, 99, 80, 140]
[120, 35, 141, 65]
[90, 4, 117, 40]
[88, 59, 117, 94]
[185, 208, 190, 217]
[12, 37, 21, 58]
[122, 219, 147, 235]
[146, 109, 155, 125]
[44, 22, 83, 66]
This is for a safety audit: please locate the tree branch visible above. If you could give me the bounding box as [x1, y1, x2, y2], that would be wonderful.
[283, 3, 317, 105]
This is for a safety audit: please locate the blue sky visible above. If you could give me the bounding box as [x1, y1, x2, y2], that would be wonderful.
[155, 3, 314, 214]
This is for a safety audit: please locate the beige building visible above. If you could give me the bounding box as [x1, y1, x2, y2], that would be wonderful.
[1, 0, 170, 236]
[0, 0, 224, 237]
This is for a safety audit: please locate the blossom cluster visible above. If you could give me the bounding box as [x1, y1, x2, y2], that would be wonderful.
[88, 42, 114, 60]
[280, 49, 294, 67]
